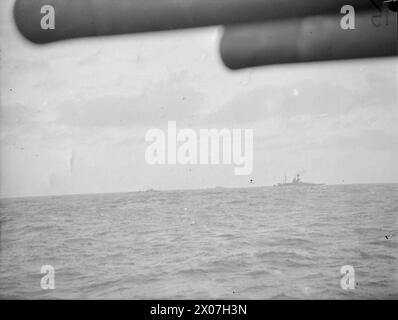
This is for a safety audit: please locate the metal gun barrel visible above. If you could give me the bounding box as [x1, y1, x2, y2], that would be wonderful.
[220, 11, 398, 69]
[14, 0, 375, 43]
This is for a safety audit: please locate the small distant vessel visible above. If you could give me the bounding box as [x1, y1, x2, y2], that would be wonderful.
[143, 188, 158, 193]
[275, 174, 323, 187]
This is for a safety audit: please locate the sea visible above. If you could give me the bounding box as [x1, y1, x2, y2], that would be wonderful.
[0, 184, 397, 299]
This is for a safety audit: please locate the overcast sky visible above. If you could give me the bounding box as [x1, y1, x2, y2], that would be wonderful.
[1, 0, 397, 198]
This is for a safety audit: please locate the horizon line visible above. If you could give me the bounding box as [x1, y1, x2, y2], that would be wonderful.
[1, 181, 398, 201]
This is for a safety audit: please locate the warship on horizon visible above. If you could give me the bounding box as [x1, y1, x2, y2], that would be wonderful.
[275, 174, 323, 187]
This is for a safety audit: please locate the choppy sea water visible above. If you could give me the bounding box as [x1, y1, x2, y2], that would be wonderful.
[0, 184, 397, 299]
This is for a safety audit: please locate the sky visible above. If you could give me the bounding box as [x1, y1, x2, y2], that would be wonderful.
[1, 0, 397, 198]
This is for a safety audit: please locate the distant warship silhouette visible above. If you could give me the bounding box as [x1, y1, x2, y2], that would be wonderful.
[275, 174, 323, 187]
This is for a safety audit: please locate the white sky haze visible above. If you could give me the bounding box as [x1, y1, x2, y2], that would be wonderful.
[1, 0, 397, 198]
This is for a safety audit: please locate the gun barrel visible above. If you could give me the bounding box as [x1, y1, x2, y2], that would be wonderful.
[14, 0, 375, 43]
[220, 11, 398, 69]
